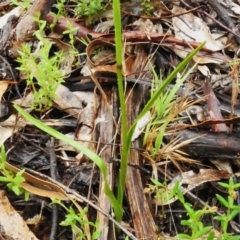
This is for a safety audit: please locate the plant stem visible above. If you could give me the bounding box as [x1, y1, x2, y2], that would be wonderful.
[113, 0, 128, 221]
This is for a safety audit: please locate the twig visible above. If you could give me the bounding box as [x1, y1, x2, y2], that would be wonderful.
[47, 138, 59, 240]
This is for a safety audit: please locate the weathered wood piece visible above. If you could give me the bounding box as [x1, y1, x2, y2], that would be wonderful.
[166, 130, 240, 160]
[125, 84, 158, 239]
[15, 0, 55, 41]
[96, 87, 118, 240]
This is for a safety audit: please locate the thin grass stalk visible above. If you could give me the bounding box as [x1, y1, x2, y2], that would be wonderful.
[112, 0, 128, 221]
[127, 42, 206, 149]
[14, 104, 123, 221]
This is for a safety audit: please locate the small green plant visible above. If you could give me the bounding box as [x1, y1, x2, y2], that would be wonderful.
[140, 0, 154, 16]
[145, 178, 179, 205]
[55, 0, 67, 17]
[62, 20, 79, 55]
[148, 177, 240, 239]
[143, 64, 197, 159]
[17, 13, 65, 111]
[10, 0, 31, 10]
[52, 199, 101, 240]
[175, 181, 215, 239]
[13, 0, 205, 224]
[71, 0, 107, 17]
[214, 178, 240, 240]
[14, 42, 205, 223]
[0, 146, 29, 200]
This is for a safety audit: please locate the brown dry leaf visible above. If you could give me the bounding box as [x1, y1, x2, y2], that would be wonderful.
[0, 190, 38, 239]
[86, 39, 153, 78]
[57, 91, 99, 163]
[3, 162, 72, 200]
[0, 83, 28, 147]
[172, 6, 224, 51]
[210, 159, 233, 173]
[48, 37, 75, 75]
[223, 1, 240, 15]
[0, 81, 9, 99]
[0, 115, 25, 147]
[132, 18, 163, 39]
[54, 84, 83, 117]
[230, 61, 239, 120]
[124, 45, 154, 78]
[86, 39, 115, 67]
[73, 91, 99, 162]
[132, 111, 152, 141]
[202, 79, 229, 132]
[155, 169, 231, 205]
[174, 116, 240, 130]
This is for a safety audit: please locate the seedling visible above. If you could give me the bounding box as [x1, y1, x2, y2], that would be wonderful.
[214, 178, 240, 240]
[52, 199, 101, 240]
[0, 146, 29, 200]
[71, 0, 107, 17]
[141, 0, 154, 16]
[10, 0, 31, 10]
[16, 14, 65, 111]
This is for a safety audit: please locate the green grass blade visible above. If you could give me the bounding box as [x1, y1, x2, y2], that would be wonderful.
[14, 104, 122, 220]
[127, 42, 206, 149]
[113, 0, 128, 221]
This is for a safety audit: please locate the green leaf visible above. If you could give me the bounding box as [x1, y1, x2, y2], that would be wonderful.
[232, 182, 240, 188]
[175, 233, 191, 239]
[92, 230, 101, 239]
[207, 232, 215, 240]
[24, 191, 30, 201]
[14, 104, 122, 221]
[150, 178, 164, 187]
[218, 182, 230, 189]
[193, 226, 212, 238]
[229, 209, 240, 219]
[180, 219, 191, 226]
[214, 215, 225, 222]
[228, 236, 240, 240]
[184, 203, 195, 219]
[0, 176, 10, 182]
[216, 194, 230, 208]
[1, 145, 7, 165]
[127, 42, 206, 145]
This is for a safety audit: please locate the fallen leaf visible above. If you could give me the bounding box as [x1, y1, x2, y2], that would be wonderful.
[172, 6, 224, 51]
[0, 190, 38, 239]
[155, 169, 231, 205]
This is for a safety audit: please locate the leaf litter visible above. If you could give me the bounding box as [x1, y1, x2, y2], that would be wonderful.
[1, 0, 240, 239]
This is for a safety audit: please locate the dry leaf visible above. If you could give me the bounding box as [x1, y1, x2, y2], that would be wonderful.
[155, 169, 231, 205]
[132, 111, 152, 141]
[172, 6, 224, 51]
[0, 190, 38, 239]
[54, 84, 83, 117]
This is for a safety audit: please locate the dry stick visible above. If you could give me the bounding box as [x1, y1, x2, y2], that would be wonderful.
[47, 138, 59, 240]
[24, 168, 138, 240]
[207, 0, 240, 46]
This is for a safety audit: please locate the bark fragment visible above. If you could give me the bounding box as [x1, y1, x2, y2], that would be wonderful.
[125, 84, 158, 239]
